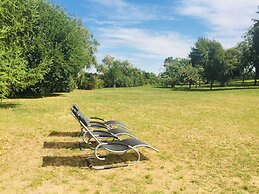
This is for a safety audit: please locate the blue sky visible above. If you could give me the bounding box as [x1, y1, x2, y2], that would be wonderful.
[52, 0, 258, 74]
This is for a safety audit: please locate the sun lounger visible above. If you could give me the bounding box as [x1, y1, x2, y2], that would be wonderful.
[70, 106, 137, 150]
[76, 111, 159, 170]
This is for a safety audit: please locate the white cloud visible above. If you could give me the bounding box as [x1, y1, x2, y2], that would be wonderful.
[178, 0, 259, 47]
[95, 27, 195, 73]
[97, 27, 194, 57]
[85, 0, 175, 25]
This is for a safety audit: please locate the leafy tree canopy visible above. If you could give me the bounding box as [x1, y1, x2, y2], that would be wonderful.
[97, 55, 146, 88]
[0, 0, 98, 98]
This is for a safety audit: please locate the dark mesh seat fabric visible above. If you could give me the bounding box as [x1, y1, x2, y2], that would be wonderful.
[103, 143, 130, 152]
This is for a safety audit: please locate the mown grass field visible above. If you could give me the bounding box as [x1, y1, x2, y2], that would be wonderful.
[0, 86, 258, 193]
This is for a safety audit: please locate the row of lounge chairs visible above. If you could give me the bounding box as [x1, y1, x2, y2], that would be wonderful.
[70, 105, 159, 170]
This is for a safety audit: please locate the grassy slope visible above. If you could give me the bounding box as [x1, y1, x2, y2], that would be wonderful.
[0, 86, 258, 193]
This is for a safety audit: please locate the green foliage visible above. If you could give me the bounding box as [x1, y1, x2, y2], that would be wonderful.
[224, 48, 242, 80]
[237, 38, 255, 81]
[143, 72, 159, 85]
[238, 8, 259, 85]
[161, 57, 200, 88]
[77, 71, 103, 90]
[75, 55, 156, 90]
[97, 55, 148, 88]
[206, 40, 226, 86]
[0, 0, 98, 98]
[189, 38, 227, 89]
[182, 64, 201, 88]
[250, 9, 259, 84]
[27, 0, 98, 94]
[161, 58, 184, 87]
[189, 37, 211, 67]
[0, 0, 46, 98]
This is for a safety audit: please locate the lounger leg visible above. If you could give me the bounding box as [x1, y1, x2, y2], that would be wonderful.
[131, 146, 141, 165]
[81, 132, 97, 150]
[79, 141, 89, 151]
[86, 156, 95, 168]
[90, 163, 129, 170]
[88, 137, 98, 150]
[94, 143, 106, 161]
[79, 127, 84, 137]
[88, 145, 141, 170]
[79, 131, 93, 150]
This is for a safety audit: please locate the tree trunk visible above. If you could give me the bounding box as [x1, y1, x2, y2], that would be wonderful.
[210, 82, 213, 90]
[189, 82, 191, 89]
[254, 67, 259, 86]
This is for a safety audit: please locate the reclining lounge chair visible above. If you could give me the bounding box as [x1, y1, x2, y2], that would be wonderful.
[70, 106, 137, 150]
[77, 112, 159, 170]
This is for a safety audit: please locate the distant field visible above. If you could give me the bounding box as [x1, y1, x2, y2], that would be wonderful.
[0, 86, 258, 193]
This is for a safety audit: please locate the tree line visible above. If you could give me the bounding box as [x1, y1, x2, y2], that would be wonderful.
[161, 8, 259, 89]
[77, 55, 158, 90]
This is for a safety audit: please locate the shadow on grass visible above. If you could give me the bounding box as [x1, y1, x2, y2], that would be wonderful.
[43, 141, 87, 149]
[88, 152, 148, 167]
[12, 93, 64, 99]
[42, 152, 148, 167]
[48, 131, 79, 137]
[172, 86, 259, 92]
[153, 85, 259, 92]
[42, 155, 89, 167]
[0, 102, 19, 109]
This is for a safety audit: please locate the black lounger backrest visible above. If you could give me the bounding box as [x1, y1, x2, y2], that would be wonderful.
[73, 108, 91, 127]
[72, 104, 80, 111]
[71, 106, 89, 124]
[71, 107, 79, 118]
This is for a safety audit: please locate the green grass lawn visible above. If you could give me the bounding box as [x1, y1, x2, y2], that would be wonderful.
[0, 86, 258, 193]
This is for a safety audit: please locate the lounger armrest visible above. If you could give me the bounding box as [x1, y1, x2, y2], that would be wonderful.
[89, 116, 105, 121]
[92, 130, 119, 138]
[105, 120, 129, 130]
[88, 121, 111, 129]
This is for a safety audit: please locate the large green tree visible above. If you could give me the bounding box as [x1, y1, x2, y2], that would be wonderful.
[97, 55, 145, 88]
[237, 38, 255, 82]
[250, 8, 259, 85]
[189, 38, 226, 89]
[224, 48, 242, 80]
[238, 8, 259, 85]
[161, 57, 200, 88]
[162, 57, 187, 88]
[27, 0, 98, 94]
[0, 0, 98, 98]
[98, 55, 123, 88]
[0, 0, 49, 98]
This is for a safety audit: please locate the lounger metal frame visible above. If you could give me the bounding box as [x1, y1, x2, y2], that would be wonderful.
[70, 107, 137, 150]
[77, 115, 159, 170]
